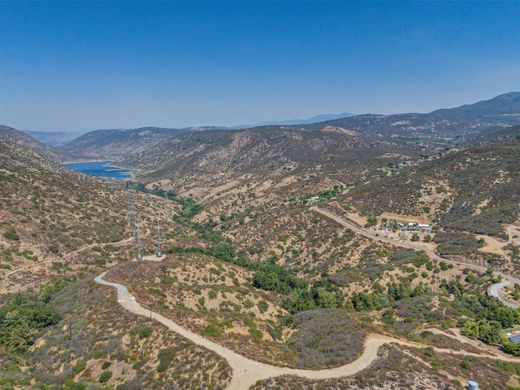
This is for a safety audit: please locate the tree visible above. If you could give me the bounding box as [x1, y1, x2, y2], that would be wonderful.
[387, 280, 412, 301]
[382, 309, 395, 325]
[411, 233, 420, 241]
[478, 320, 504, 345]
[284, 290, 317, 313]
[424, 234, 432, 242]
[49, 243, 59, 254]
[352, 292, 383, 311]
[252, 271, 280, 291]
[461, 321, 479, 339]
[99, 370, 112, 383]
[312, 289, 338, 308]
[503, 341, 520, 357]
[365, 214, 377, 227]
[5, 323, 34, 352]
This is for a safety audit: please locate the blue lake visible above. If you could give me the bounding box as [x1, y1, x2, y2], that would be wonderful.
[64, 160, 131, 180]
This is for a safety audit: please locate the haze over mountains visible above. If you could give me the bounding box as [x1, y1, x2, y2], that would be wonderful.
[59, 92, 520, 158]
[3, 92, 518, 163]
[25, 130, 87, 148]
[235, 112, 355, 128]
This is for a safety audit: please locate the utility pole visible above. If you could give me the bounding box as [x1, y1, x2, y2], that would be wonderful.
[156, 218, 161, 257]
[136, 219, 142, 261]
[128, 196, 138, 252]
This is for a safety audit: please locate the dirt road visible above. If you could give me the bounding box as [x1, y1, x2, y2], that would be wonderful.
[95, 272, 520, 390]
[311, 206, 520, 308]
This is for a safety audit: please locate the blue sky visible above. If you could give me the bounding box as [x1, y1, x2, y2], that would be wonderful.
[1, 1, 520, 131]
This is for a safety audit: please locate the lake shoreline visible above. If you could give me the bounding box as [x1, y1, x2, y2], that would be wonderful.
[64, 160, 134, 181]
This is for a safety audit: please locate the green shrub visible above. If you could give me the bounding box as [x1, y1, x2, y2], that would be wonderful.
[98, 370, 112, 383]
[365, 214, 377, 227]
[130, 324, 153, 339]
[73, 360, 87, 375]
[3, 229, 19, 241]
[157, 348, 175, 373]
[257, 300, 269, 313]
[49, 243, 59, 253]
[202, 324, 223, 337]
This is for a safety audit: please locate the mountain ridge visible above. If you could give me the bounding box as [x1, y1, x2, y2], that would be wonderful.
[0, 124, 75, 162]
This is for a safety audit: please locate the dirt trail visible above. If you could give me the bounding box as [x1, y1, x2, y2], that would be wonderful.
[4, 236, 133, 277]
[311, 206, 520, 308]
[95, 273, 520, 390]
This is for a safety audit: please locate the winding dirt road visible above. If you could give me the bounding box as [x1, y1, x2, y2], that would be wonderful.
[95, 272, 520, 390]
[311, 206, 520, 309]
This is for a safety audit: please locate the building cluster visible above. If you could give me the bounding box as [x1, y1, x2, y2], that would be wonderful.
[381, 220, 433, 233]
[402, 222, 432, 233]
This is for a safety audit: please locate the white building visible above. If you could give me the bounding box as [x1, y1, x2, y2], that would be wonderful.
[406, 222, 432, 233]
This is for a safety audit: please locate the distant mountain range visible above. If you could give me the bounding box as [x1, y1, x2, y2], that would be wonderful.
[319, 92, 520, 138]
[25, 130, 87, 147]
[234, 112, 355, 128]
[8, 91, 520, 161]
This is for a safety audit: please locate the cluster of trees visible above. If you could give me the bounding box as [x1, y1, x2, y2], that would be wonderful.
[503, 340, 520, 356]
[443, 282, 520, 356]
[351, 280, 429, 312]
[0, 278, 68, 352]
[461, 319, 503, 345]
[252, 264, 342, 313]
[252, 262, 304, 294]
[458, 294, 520, 328]
[315, 185, 344, 201]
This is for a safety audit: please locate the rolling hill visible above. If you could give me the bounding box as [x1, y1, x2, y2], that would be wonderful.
[0, 124, 74, 162]
[119, 125, 423, 215]
[60, 126, 225, 159]
[0, 138, 183, 293]
[342, 128, 520, 240]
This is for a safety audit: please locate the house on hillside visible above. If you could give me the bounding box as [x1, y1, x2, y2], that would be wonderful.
[406, 222, 432, 233]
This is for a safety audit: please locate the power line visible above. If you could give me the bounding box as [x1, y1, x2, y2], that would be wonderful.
[156, 218, 161, 257]
[136, 217, 142, 261]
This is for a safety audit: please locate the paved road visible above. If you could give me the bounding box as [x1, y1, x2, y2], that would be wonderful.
[311, 206, 520, 309]
[488, 277, 520, 309]
[95, 272, 520, 390]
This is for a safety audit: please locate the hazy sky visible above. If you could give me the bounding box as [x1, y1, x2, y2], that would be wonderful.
[1, 1, 520, 131]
